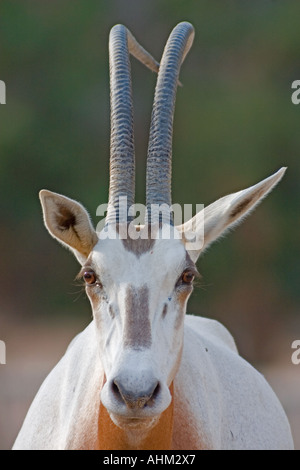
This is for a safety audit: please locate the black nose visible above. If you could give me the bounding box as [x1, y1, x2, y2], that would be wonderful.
[112, 377, 160, 410]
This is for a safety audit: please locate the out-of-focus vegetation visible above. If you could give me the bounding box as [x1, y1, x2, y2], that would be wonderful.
[1, 0, 300, 363]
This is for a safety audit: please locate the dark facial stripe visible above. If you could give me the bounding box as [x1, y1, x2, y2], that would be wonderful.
[162, 303, 168, 318]
[123, 285, 152, 349]
[117, 223, 156, 257]
[122, 235, 155, 257]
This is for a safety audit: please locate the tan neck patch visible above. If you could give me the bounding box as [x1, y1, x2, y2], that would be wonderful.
[97, 382, 174, 450]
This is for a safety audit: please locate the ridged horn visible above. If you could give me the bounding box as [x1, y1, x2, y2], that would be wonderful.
[146, 22, 195, 225]
[106, 24, 159, 225]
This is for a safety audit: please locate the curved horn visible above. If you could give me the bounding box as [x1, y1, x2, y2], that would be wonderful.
[106, 24, 135, 224]
[106, 25, 159, 225]
[146, 22, 195, 224]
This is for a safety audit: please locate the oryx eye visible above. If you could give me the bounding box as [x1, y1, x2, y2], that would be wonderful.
[83, 270, 97, 285]
[181, 270, 195, 285]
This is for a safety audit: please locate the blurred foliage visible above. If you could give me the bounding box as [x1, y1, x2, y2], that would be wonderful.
[1, 0, 300, 361]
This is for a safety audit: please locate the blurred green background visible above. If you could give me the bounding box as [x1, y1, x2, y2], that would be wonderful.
[0, 0, 300, 449]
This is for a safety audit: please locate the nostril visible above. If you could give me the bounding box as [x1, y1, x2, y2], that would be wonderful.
[111, 377, 161, 409]
[111, 379, 124, 404]
[112, 381, 119, 395]
[152, 382, 160, 400]
[147, 381, 160, 406]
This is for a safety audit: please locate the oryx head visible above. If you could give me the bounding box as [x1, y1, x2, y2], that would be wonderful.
[39, 22, 286, 429]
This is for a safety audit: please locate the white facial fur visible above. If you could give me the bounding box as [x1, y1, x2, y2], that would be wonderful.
[39, 168, 286, 428]
[81, 224, 196, 423]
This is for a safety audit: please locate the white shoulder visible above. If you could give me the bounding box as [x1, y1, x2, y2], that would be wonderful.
[177, 314, 293, 449]
[184, 314, 238, 353]
[12, 321, 101, 450]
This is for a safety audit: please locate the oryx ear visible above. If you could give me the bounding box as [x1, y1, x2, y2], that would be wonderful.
[39, 190, 98, 264]
[177, 168, 286, 263]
